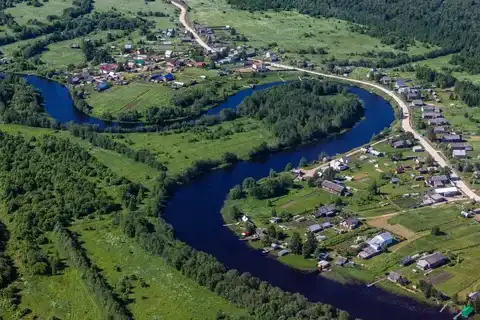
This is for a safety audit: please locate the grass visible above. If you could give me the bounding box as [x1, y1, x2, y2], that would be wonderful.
[6, 0, 73, 25]
[0, 124, 160, 189]
[87, 82, 174, 117]
[121, 118, 276, 175]
[70, 218, 245, 320]
[187, 0, 435, 65]
[40, 31, 113, 69]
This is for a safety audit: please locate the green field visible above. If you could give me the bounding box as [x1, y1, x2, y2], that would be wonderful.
[122, 118, 276, 174]
[6, 0, 73, 25]
[70, 219, 245, 319]
[187, 0, 435, 65]
[87, 82, 174, 117]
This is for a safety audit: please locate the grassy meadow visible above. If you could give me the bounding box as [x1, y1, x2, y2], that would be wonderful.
[70, 219, 245, 320]
[186, 0, 435, 65]
[120, 118, 276, 175]
[6, 0, 73, 25]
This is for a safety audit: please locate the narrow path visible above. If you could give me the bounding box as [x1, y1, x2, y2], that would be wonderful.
[171, 0, 480, 202]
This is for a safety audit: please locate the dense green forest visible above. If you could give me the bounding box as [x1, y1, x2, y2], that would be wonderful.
[0, 74, 56, 127]
[226, 0, 480, 73]
[238, 80, 363, 146]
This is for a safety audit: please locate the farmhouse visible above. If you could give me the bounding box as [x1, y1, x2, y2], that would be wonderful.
[452, 149, 467, 159]
[388, 271, 408, 285]
[433, 126, 446, 134]
[428, 118, 448, 125]
[321, 180, 347, 196]
[426, 175, 449, 188]
[341, 217, 361, 230]
[314, 204, 338, 217]
[422, 112, 442, 119]
[394, 79, 406, 89]
[449, 142, 472, 151]
[416, 252, 448, 270]
[306, 224, 322, 233]
[435, 186, 459, 196]
[392, 140, 413, 148]
[442, 134, 462, 143]
[410, 99, 424, 107]
[368, 232, 394, 251]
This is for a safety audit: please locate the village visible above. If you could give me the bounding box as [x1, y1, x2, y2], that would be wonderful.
[64, 22, 288, 97]
[223, 125, 480, 309]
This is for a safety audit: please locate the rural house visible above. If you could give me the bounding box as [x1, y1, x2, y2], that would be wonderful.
[321, 180, 347, 196]
[426, 175, 449, 188]
[433, 126, 446, 134]
[449, 142, 472, 151]
[388, 271, 409, 285]
[306, 224, 322, 233]
[341, 217, 361, 230]
[314, 204, 338, 217]
[442, 134, 462, 143]
[410, 99, 424, 107]
[428, 118, 448, 125]
[416, 252, 448, 270]
[452, 149, 467, 159]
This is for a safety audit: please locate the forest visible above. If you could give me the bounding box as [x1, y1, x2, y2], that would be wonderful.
[0, 132, 148, 318]
[238, 80, 363, 146]
[0, 74, 55, 127]
[226, 0, 480, 74]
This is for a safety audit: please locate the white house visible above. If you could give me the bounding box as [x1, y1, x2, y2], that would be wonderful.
[367, 232, 394, 251]
[435, 187, 459, 197]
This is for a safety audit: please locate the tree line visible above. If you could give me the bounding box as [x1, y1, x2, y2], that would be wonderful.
[238, 80, 363, 146]
[55, 224, 131, 319]
[67, 123, 167, 171]
[0, 74, 57, 128]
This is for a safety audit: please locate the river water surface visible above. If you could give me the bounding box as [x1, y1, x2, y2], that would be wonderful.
[25, 75, 449, 320]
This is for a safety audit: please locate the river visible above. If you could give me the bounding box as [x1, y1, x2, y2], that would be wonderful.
[24, 75, 449, 320]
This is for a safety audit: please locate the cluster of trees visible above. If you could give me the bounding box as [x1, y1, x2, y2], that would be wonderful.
[0, 74, 56, 127]
[229, 172, 294, 200]
[67, 123, 167, 171]
[55, 225, 131, 319]
[0, 221, 15, 289]
[454, 80, 480, 107]
[415, 66, 456, 88]
[238, 80, 363, 146]
[0, 133, 123, 276]
[81, 39, 114, 65]
[15, 10, 151, 60]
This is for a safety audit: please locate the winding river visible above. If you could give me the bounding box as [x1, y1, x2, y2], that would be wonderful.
[24, 75, 450, 320]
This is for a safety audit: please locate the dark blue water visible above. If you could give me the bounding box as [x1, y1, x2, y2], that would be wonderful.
[26, 75, 449, 320]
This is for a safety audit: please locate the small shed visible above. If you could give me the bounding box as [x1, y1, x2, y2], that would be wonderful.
[461, 306, 473, 319]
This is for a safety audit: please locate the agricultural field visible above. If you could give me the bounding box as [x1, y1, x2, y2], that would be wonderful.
[87, 82, 174, 118]
[186, 0, 435, 65]
[118, 118, 276, 175]
[70, 219, 245, 320]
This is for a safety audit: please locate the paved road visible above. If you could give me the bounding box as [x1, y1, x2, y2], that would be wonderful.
[172, 1, 480, 201]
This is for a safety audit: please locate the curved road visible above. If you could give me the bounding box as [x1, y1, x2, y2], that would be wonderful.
[171, 1, 480, 202]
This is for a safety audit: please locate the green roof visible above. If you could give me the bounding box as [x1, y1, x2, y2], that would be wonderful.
[461, 306, 473, 318]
